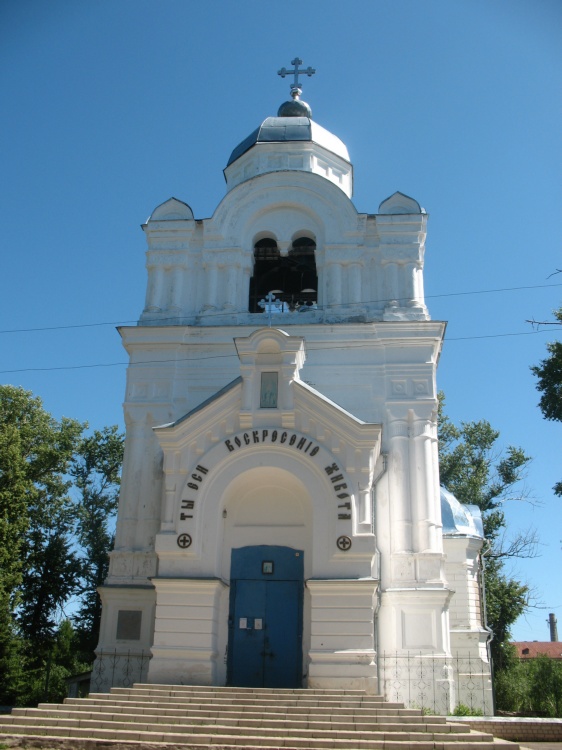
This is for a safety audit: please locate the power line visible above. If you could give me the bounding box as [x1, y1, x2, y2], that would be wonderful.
[0, 328, 552, 375]
[0, 320, 138, 335]
[1, 281, 560, 335]
[429, 282, 561, 299]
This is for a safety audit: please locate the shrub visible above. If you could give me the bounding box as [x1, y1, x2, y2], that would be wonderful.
[452, 704, 483, 716]
[495, 655, 562, 717]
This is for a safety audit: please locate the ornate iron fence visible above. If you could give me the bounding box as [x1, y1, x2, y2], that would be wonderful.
[379, 651, 493, 715]
[89, 647, 491, 715]
[90, 649, 151, 693]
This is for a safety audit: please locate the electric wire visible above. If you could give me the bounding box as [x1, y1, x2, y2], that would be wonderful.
[0, 329, 553, 375]
[0, 281, 560, 335]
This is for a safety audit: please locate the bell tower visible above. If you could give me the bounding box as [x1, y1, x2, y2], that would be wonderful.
[94, 60, 491, 710]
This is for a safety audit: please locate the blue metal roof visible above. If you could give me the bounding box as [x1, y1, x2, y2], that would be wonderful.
[227, 117, 350, 166]
[440, 486, 484, 538]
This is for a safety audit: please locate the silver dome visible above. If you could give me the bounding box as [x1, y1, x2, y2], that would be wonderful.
[227, 116, 350, 167]
[440, 486, 484, 538]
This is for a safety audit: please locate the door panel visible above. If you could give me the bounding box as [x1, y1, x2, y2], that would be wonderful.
[263, 580, 300, 687]
[228, 546, 303, 688]
[230, 580, 266, 687]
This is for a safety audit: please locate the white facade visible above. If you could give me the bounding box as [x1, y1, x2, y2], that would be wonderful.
[94, 92, 492, 711]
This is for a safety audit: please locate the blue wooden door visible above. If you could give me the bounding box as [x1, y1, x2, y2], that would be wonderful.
[228, 546, 303, 688]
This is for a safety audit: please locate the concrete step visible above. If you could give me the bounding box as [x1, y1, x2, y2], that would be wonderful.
[0, 722, 500, 749]
[3, 711, 468, 735]
[63, 695, 431, 719]
[116, 684, 387, 699]
[114, 686, 387, 701]
[0, 684, 517, 750]
[105, 688, 404, 709]
[0, 715, 497, 742]
[20, 703, 446, 725]
[108, 686, 390, 708]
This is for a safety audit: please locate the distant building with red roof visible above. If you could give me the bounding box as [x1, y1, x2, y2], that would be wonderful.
[512, 642, 562, 659]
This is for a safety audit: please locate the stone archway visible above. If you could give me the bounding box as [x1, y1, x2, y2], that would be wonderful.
[219, 466, 313, 581]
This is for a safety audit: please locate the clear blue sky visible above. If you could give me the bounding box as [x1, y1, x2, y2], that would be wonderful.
[1, 0, 561, 643]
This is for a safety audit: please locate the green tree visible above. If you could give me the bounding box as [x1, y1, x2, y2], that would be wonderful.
[71, 426, 124, 659]
[438, 394, 532, 671]
[0, 386, 123, 705]
[18, 619, 90, 706]
[0, 419, 28, 703]
[0, 385, 83, 704]
[17, 508, 82, 653]
[531, 306, 562, 496]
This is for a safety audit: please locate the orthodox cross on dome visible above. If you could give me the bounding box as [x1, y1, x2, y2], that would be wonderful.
[278, 57, 316, 100]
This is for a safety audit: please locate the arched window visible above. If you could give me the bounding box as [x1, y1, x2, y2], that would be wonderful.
[249, 239, 280, 313]
[249, 237, 317, 313]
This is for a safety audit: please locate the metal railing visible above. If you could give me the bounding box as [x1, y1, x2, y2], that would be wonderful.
[379, 651, 493, 715]
[90, 649, 151, 693]
[89, 647, 492, 715]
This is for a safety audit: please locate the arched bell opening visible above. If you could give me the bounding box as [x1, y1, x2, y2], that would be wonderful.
[249, 236, 318, 313]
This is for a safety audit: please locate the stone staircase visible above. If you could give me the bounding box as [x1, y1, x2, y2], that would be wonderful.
[0, 684, 516, 749]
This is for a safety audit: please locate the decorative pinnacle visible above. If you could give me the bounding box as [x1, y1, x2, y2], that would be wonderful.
[278, 57, 316, 100]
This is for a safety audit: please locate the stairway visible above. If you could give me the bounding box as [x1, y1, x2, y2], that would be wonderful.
[0, 684, 516, 749]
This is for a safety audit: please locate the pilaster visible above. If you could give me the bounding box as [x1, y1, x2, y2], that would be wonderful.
[93, 584, 156, 692]
[149, 578, 227, 686]
[307, 579, 378, 693]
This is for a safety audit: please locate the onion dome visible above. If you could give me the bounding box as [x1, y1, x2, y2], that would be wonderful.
[227, 117, 349, 167]
[224, 58, 352, 197]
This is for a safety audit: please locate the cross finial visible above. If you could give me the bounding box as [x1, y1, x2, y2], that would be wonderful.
[278, 57, 316, 100]
[258, 292, 278, 327]
[258, 292, 288, 325]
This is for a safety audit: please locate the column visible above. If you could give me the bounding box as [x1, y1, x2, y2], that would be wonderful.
[411, 417, 442, 554]
[405, 261, 420, 307]
[184, 257, 198, 316]
[348, 262, 362, 305]
[113, 411, 146, 551]
[242, 262, 252, 312]
[431, 433, 443, 549]
[416, 264, 426, 307]
[203, 263, 218, 310]
[387, 418, 412, 553]
[134, 412, 168, 552]
[145, 263, 165, 312]
[224, 263, 239, 309]
[328, 262, 342, 310]
[169, 262, 186, 313]
[160, 452, 180, 532]
[383, 261, 399, 308]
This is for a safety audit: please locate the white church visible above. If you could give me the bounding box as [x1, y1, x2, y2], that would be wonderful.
[94, 60, 492, 712]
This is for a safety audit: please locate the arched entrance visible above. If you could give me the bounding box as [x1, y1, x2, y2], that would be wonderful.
[228, 545, 304, 688]
[215, 462, 314, 688]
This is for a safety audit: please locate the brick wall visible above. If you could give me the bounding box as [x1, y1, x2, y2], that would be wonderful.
[448, 717, 562, 742]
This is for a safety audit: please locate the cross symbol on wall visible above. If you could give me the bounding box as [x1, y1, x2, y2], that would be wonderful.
[336, 535, 352, 552]
[278, 57, 316, 97]
[177, 533, 192, 549]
